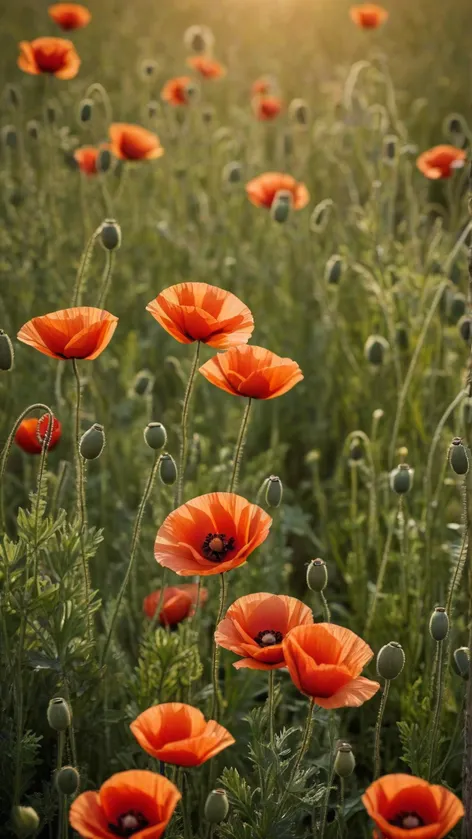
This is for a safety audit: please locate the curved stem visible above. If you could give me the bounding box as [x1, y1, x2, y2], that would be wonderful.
[228, 399, 252, 493]
[175, 342, 201, 509]
[373, 679, 390, 779]
[428, 641, 445, 780]
[84, 82, 113, 127]
[268, 669, 275, 746]
[210, 572, 227, 721]
[97, 250, 116, 308]
[446, 480, 469, 617]
[71, 226, 101, 307]
[320, 591, 331, 623]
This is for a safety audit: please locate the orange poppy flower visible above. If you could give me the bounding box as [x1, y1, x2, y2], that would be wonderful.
[215, 593, 313, 670]
[73, 146, 105, 176]
[17, 307, 118, 361]
[146, 282, 254, 349]
[199, 345, 304, 400]
[187, 56, 226, 79]
[416, 145, 467, 180]
[130, 703, 235, 766]
[109, 124, 164, 162]
[143, 584, 208, 625]
[253, 95, 283, 121]
[349, 4, 389, 28]
[246, 172, 310, 211]
[69, 769, 181, 839]
[154, 492, 272, 577]
[362, 774, 464, 839]
[282, 623, 380, 708]
[15, 414, 61, 455]
[48, 3, 91, 30]
[161, 76, 193, 106]
[18, 37, 80, 79]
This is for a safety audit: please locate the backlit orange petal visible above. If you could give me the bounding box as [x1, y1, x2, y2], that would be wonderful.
[109, 123, 164, 161]
[18, 41, 39, 74]
[48, 3, 91, 30]
[69, 791, 116, 839]
[314, 676, 380, 709]
[321, 623, 375, 675]
[363, 775, 464, 839]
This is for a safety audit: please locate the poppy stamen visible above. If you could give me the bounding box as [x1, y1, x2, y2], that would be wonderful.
[389, 811, 425, 829]
[202, 533, 236, 561]
[255, 629, 283, 647]
[108, 810, 149, 837]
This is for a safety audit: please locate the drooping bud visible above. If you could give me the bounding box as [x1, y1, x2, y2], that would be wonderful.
[11, 806, 40, 837]
[0, 330, 14, 371]
[133, 369, 155, 397]
[325, 255, 343, 285]
[79, 98, 93, 123]
[288, 98, 309, 126]
[100, 219, 121, 250]
[265, 475, 283, 508]
[459, 316, 472, 343]
[80, 424, 106, 460]
[453, 646, 470, 680]
[144, 422, 167, 450]
[184, 24, 214, 54]
[140, 59, 158, 79]
[97, 148, 112, 174]
[445, 114, 466, 139]
[383, 134, 398, 163]
[271, 190, 292, 224]
[395, 323, 409, 351]
[429, 607, 449, 642]
[159, 453, 177, 485]
[55, 766, 80, 796]
[5, 84, 21, 109]
[450, 438, 469, 476]
[204, 789, 229, 824]
[223, 161, 242, 184]
[364, 335, 389, 366]
[334, 743, 356, 778]
[349, 438, 363, 462]
[2, 125, 17, 149]
[390, 463, 413, 495]
[306, 558, 328, 593]
[310, 199, 334, 234]
[376, 642, 405, 681]
[47, 697, 71, 731]
[27, 120, 41, 140]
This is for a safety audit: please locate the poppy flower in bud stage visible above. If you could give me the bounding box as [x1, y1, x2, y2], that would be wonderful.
[143, 584, 208, 625]
[146, 282, 254, 348]
[109, 123, 164, 162]
[187, 56, 226, 79]
[48, 3, 91, 30]
[17, 307, 118, 361]
[161, 76, 194, 106]
[69, 769, 181, 839]
[282, 623, 380, 708]
[74, 145, 109, 176]
[246, 172, 309, 211]
[362, 774, 464, 839]
[199, 345, 304, 401]
[416, 145, 467, 179]
[15, 414, 62, 455]
[18, 37, 80, 79]
[130, 703, 235, 766]
[215, 593, 313, 670]
[253, 95, 283, 121]
[154, 492, 272, 577]
[349, 4, 389, 28]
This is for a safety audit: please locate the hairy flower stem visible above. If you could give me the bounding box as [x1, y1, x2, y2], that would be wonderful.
[72, 225, 101, 307]
[364, 503, 398, 635]
[268, 670, 276, 746]
[337, 778, 345, 839]
[319, 714, 336, 839]
[72, 360, 92, 642]
[175, 341, 201, 509]
[373, 679, 390, 779]
[32, 409, 54, 593]
[228, 398, 252, 493]
[428, 640, 445, 781]
[320, 591, 331, 623]
[97, 249, 116, 308]
[101, 452, 161, 666]
[210, 572, 227, 720]
[276, 698, 315, 818]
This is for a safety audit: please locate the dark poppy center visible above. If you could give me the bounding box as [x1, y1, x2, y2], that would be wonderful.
[108, 810, 149, 837]
[388, 811, 425, 830]
[202, 533, 236, 562]
[255, 629, 283, 647]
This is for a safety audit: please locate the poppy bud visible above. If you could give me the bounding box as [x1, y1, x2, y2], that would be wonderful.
[271, 190, 292, 224]
[373, 408, 384, 421]
[265, 475, 283, 508]
[459, 316, 472, 343]
[45, 103, 57, 124]
[288, 98, 309, 126]
[376, 641, 405, 681]
[55, 766, 80, 796]
[325, 255, 343, 285]
[2, 125, 17, 149]
[429, 607, 449, 642]
[148, 100, 159, 118]
[79, 98, 93, 123]
[27, 120, 41, 140]
[445, 114, 466, 137]
[47, 697, 71, 731]
[184, 24, 214, 54]
[144, 422, 167, 450]
[133, 369, 155, 397]
[390, 463, 413, 495]
[4, 84, 20, 109]
[306, 558, 328, 593]
[310, 199, 334, 234]
[141, 59, 158, 79]
[97, 148, 112, 174]
[395, 323, 409, 351]
[201, 105, 215, 124]
[11, 806, 40, 837]
[450, 438, 469, 476]
[185, 81, 200, 103]
[453, 646, 470, 680]
[159, 453, 177, 485]
[349, 438, 363, 462]
[0, 329, 14, 371]
[334, 743, 356, 778]
[223, 161, 242, 184]
[364, 335, 389, 366]
[383, 134, 398, 162]
[80, 424, 106, 460]
[100, 219, 121, 251]
[204, 789, 229, 824]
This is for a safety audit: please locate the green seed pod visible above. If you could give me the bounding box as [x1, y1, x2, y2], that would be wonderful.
[364, 335, 389, 366]
[349, 438, 363, 462]
[79, 98, 93, 122]
[55, 766, 80, 796]
[100, 219, 121, 251]
[144, 422, 167, 450]
[334, 743, 356, 778]
[223, 161, 242, 184]
[2, 125, 17, 149]
[97, 148, 112, 174]
[47, 697, 71, 731]
[0, 330, 14, 371]
[80, 424, 106, 460]
[271, 190, 292, 224]
[204, 789, 229, 824]
[141, 59, 158, 79]
[444, 114, 466, 139]
[265, 475, 283, 508]
[201, 105, 215, 124]
[376, 641, 405, 681]
[310, 199, 334, 234]
[325, 255, 343, 285]
[184, 24, 214, 54]
[390, 463, 413, 495]
[288, 98, 309, 126]
[306, 558, 328, 593]
[45, 103, 57, 124]
[395, 323, 409, 351]
[27, 120, 41, 140]
[429, 607, 449, 642]
[383, 134, 398, 162]
[450, 437, 469, 476]
[459, 316, 472, 343]
[11, 806, 40, 838]
[450, 292, 466, 323]
[159, 453, 177, 485]
[133, 369, 155, 397]
[148, 100, 159, 118]
[453, 646, 470, 680]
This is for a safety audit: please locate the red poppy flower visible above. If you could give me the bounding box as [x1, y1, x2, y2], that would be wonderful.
[73, 146, 107, 176]
[130, 703, 235, 766]
[17, 307, 118, 361]
[416, 145, 467, 180]
[154, 492, 272, 577]
[18, 37, 80, 79]
[69, 769, 181, 839]
[161, 76, 193, 106]
[146, 282, 254, 348]
[15, 414, 62, 455]
[215, 593, 313, 670]
[187, 56, 226, 79]
[282, 623, 380, 708]
[350, 4, 389, 28]
[143, 584, 208, 625]
[48, 3, 91, 30]
[253, 96, 283, 121]
[362, 774, 464, 839]
[199, 345, 303, 400]
[246, 172, 310, 211]
[109, 124, 164, 162]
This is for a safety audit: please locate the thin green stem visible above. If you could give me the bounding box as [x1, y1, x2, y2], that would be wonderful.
[277, 698, 314, 818]
[364, 502, 399, 635]
[72, 360, 92, 642]
[71, 226, 101, 307]
[228, 399, 252, 493]
[319, 714, 336, 839]
[446, 480, 469, 617]
[62, 679, 78, 771]
[32, 408, 54, 593]
[210, 573, 227, 721]
[97, 250, 116, 308]
[428, 641, 445, 781]
[337, 778, 345, 839]
[175, 342, 201, 508]
[373, 679, 390, 779]
[268, 670, 275, 746]
[320, 591, 331, 623]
